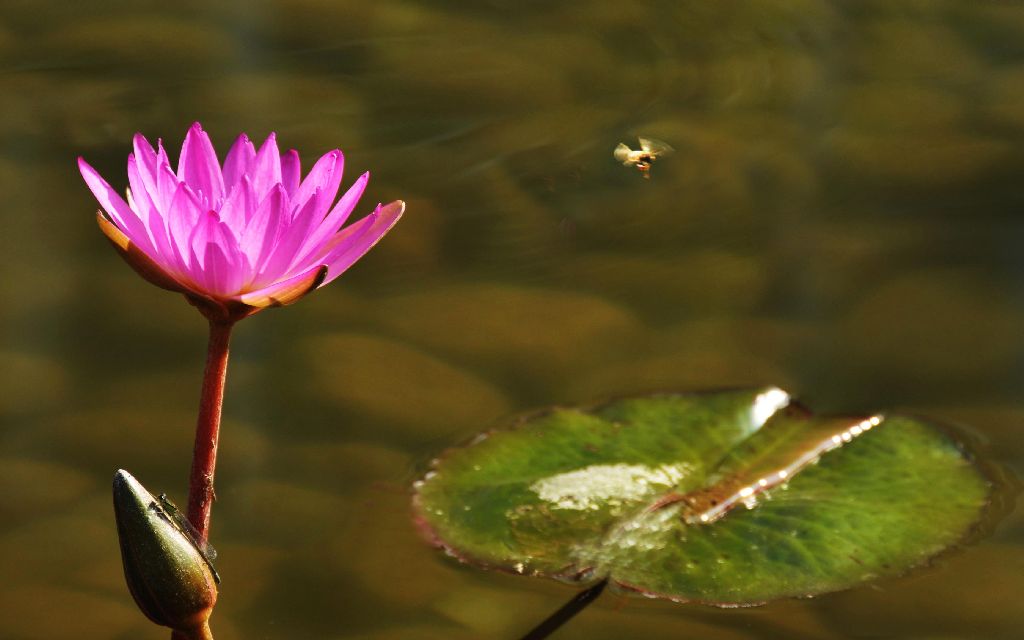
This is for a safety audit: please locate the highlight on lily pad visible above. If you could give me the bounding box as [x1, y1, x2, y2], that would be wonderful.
[412, 387, 995, 606]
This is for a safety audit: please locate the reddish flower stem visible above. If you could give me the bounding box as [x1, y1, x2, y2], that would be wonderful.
[185, 319, 234, 544]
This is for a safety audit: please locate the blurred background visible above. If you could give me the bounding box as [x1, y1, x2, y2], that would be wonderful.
[1, 0, 1023, 638]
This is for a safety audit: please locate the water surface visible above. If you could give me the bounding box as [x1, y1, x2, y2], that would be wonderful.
[1, 1, 1023, 638]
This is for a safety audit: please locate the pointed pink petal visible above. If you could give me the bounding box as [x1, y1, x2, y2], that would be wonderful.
[253, 188, 323, 287]
[147, 165, 192, 274]
[240, 184, 288, 271]
[251, 133, 282, 200]
[167, 183, 204, 269]
[281, 149, 301, 196]
[188, 212, 247, 296]
[222, 133, 256, 191]
[201, 241, 244, 296]
[132, 133, 160, 199]
[156, 138, 170, 169]
[291, 150, 343, 219]
[155, 139, 175, 204]
[96, 213, 189, 294]
[127, 156, 179, 275]
[177, 123, 225, 207]
[153, 156, 179, 213]
[238, 176, 260, 224]
[126, 154, 156, 221]
[218, 175, 253, 238]
[239, 264, 327, 308]
[291, 171, 369, 269]
[320, 200, 405, 285]
[78, 157, 156, 256]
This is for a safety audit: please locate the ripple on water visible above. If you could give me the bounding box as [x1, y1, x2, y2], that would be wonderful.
[300, 332, 511, 441]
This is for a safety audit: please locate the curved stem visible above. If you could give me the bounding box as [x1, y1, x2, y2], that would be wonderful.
[518, 579, 608, 640]
[185, 320, 234, 544]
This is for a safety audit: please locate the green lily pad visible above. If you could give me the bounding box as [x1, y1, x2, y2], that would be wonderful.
[413, 387, 992, 605]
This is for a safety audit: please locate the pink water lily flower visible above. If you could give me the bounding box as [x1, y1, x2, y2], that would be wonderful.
[79, 122, 404, 322]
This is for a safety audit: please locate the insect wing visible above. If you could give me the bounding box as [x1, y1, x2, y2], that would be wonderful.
[637, 137, 674, 157]
[157, 493, 221, 583]
[613, 143, 634, 165]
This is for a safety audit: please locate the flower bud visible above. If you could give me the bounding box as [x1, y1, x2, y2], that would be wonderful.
[112, 469, 218, 638]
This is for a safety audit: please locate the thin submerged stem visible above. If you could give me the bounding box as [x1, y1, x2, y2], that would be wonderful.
[185, 320, 234, 544]
[518, 579, 608, 640]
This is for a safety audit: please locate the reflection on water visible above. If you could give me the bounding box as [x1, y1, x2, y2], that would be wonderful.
[1, 0, 1023, 638]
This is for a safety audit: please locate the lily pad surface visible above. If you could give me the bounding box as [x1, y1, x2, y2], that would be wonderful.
[413, 387, 991, 605]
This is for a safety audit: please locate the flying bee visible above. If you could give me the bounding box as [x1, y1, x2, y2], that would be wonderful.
[614, 137, 674, 179]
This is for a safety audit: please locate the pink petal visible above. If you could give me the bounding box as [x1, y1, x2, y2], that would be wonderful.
[320, 200, 405, 285]
[252, 188, 323, 287]
[240, 184, 288, 271]
[127, 156, 179, 274]
[238, 264, 327, 308]
[291, 171, 369, 269]
[78, 157, 156, 256]
[222, 133, 255, 191]
[156, 138, 171, 170]
[153, 154, 179, 213]
[281, 149, 301, 196]
[188, 212, 247, 296]
[290, 150, 343, 219]
[167, 183, 205, 269]
[177, 123, 225, 208]
[218, 174, 254, 238]
[96, 212, 190, 294]
[250, 133, 282, 200]
[126, 154, 154, 218]
[132, 134, 159, 200]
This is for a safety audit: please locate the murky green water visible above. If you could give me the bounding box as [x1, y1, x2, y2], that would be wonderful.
[2, 1, 1023, 638]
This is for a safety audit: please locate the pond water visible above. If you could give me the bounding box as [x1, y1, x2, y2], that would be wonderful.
[2, 1, 1023, 638]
